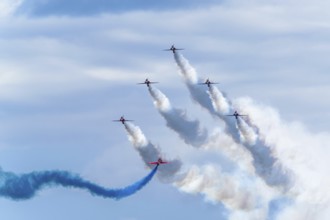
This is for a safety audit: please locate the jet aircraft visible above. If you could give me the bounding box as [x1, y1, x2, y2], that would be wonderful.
[198, 78, 219, 88]
[226, 111, 248, 120]
[112, 116, 133, 124]
[148, 158, 168, 166]
[163, 45, 184, 53]
[137, 78, 159, 87]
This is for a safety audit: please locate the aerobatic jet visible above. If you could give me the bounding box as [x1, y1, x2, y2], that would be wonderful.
[198, 78, 219, 88]
[148, 158, 168, 166]
[112, 116, 133, 124]
[137, 78, 159, 87]
[163, 45, 184, 54]
[226, 111, 247, 120]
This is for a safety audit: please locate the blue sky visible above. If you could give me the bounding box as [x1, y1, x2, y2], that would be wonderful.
[1, 0, 330, 219]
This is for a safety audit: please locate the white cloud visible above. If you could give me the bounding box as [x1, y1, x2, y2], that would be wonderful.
[0, 0, 22, 18]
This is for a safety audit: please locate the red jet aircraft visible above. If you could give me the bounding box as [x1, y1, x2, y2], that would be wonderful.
[148, 158, 168, 166]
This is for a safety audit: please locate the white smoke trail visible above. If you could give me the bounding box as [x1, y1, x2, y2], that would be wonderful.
[206, 85, 257, 147]
[148, 86, 208, 147]
[147, 84, 267, 209]
[162, 52, 330, 219]
[174, 52, 292, 189]
[201, 128, 256, 174]
[237, 117, 258, 145]
[236, 97, 330, 219]
[208, 85, 231, 114]
[209, 81, 292, 189]
[173, 52, 198, 84]
[207, 83, 257, 146]
[174, 53, 216, 114]
[123, 121, 279, 217]
[123, 122, 182, 182]
[207, 85, 242, 142]
[174, 164, 279, 219]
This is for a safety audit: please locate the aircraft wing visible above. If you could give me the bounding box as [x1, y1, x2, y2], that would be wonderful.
[197, 82, 219, 85]
[148, 162, 159, 164]
[226, 114, 247, 117]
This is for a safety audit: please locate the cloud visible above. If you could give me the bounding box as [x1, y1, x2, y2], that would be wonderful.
[0, 0, 23, 18]
[16, 0, 220, 16]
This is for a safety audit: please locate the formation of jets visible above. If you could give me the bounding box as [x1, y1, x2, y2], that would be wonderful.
[114, 45, 250, 166]
[198, 78, 219, 88]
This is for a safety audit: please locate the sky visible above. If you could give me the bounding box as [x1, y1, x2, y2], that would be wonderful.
[1, 0, 330, 219]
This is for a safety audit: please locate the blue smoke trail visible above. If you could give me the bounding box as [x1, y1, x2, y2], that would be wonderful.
[0, 165, 158, 200]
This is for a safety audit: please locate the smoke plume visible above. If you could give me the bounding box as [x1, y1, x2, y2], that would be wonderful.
[0, 166, 158, 200]
[123, 122, 182, 182]
[148, 86, 208, 147]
